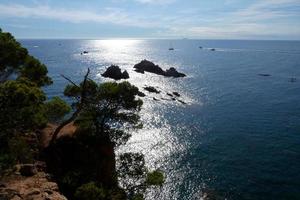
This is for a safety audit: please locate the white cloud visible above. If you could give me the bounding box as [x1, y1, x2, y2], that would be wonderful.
[0, 0, 299, 39]
[0, 3, 157, 28]
[134, 0, 176, 5]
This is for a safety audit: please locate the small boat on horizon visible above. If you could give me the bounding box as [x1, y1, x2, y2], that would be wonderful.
[169, 42, 174, 50]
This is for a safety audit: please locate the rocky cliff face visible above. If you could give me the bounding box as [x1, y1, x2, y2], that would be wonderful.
[0, 163, 67, 200]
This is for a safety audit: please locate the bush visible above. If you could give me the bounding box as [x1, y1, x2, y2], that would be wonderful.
[0, 136, 34, 174]
[45, 96, 71, 123]
[75, 182, 106, 200]
[146, 170, 164, 186]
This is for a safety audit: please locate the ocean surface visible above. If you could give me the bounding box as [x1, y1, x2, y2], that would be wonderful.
[20, 39, 300, 200]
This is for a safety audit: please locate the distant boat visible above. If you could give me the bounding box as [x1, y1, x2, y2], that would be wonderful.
[83, 51, 88, 54]
[211, 48, 216, 51]
[169, 42, 174, 50]
[199, 46, 203, 49]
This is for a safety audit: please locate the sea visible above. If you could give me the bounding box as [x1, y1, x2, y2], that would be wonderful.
[20, 39, 300, 200]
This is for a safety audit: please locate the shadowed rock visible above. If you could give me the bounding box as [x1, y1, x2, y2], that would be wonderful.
[137, 91, 146, 97]
[258, 74, 271, 77]
[144, 86, 160, 94]
[173, 92, 180, 97]
[102, 65, 129, 80]
[178, 99, 186, 104]
[19, 164, 37, 177]
[134, 60, 165, 75]
[134, 60, 186, 77]
[165, 67, 186, 77]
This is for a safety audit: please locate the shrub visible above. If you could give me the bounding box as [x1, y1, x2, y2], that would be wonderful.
[146, 170, 164, 186]
[74, 182, 106, 200]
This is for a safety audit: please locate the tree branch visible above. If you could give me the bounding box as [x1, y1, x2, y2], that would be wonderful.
[49, 68, 90, 145]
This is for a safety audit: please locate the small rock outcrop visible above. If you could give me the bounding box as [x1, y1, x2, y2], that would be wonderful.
[19, 164, 37, 177]
[144, 86, 160, 94]
[165, 67, 186, 77]
[173, 92, 180, 97]
[134, 60, 186, 78]
[258, 74, 271, 77]
[134, 60, 165, 75]
[102, 65, 130, 80]
[137, 91, 146, 97]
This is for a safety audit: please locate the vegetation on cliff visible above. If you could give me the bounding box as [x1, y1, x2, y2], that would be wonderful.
[0, 28, 164, 200]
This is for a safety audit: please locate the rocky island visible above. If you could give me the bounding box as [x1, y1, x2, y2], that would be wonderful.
[134, 60, 186, 77]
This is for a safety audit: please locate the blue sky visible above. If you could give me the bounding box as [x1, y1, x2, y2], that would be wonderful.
[0, 0, 299, 39]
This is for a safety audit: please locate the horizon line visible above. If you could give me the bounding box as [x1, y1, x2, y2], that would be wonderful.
[16, 37, 300, 42]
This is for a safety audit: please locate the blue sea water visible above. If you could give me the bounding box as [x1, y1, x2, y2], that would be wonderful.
[20, 39, 300, 200]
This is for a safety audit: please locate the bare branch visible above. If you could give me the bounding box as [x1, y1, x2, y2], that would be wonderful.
[49, 68, 90, 145]
[61, 74, 79, 87]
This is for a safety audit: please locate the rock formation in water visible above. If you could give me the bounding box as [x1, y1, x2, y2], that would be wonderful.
[134, 60, 186, 77]
[144, 86, 160, 94]
[102, 65, 129, 80]
[258, 73, 271, 77]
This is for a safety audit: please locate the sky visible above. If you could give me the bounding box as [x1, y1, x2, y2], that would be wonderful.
[0, 0, 300, 39]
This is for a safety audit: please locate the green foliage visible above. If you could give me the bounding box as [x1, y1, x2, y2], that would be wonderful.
[132, 194, 144, 200]
[18, 55, 52, 86]
[0, 29, 27, 79]
[146, 170, 164, 186]
[8, 136, 34, 164]
[0, 29, 52, 86]
[0, 80, 47, 132]
[0, 136, 34, 174]
[117, 153, 165, 198]
[118, 153, 146, 178]
[45, 96, 71, 122]
[0, 29, 54, 173]
[69, 81, 143, 145]
[74, 182, 106, 200]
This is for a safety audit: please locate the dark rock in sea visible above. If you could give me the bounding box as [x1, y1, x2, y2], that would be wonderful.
[83, 51, 88, 54]
[134, 60, 165, 75]
[167, 93, 173, 97]
[102, 65, 130, 80]
[165, 67, 186, 77]
[258, 74, 271, 77]
[178, 99, 186, 104]
[122, 70, 129, 79]
[19, 164, 37, 177]
[173, 92, 180, 97]
[199, 46, 203, 49]
[134, 68, 145, 74]
[137, 91, 146, 97]
[134, 60, 186, 78]
[144, 86, 160, 94]
[172, 98, 176, 101]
